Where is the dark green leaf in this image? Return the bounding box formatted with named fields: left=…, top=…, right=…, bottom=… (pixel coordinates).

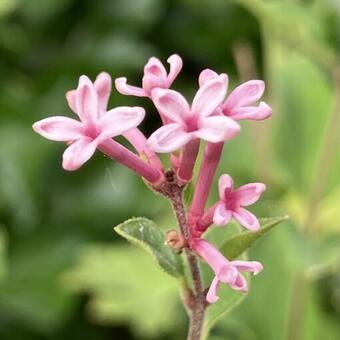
left=220, top=216, right=289, bottom=260
left=114, top=217, right=184, bottom=277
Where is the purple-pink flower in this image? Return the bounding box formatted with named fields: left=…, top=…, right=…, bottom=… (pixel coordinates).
left=191, top=238, right=263, bottom=303
left=213, top=174, right=266, bottom=231
left=147, top=74, right=240, bottom=153
left=33, top=74, right=145, bottom=171
left=115, top=54, right=183, bottom=97
left=199, top=69, right=272, bottom=121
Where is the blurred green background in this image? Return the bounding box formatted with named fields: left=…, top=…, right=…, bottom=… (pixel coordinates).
left=0, top=0, right=339, bottom=339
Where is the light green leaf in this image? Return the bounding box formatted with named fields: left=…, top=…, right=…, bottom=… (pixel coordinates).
left=220, top=216, right=289, bottom=260
left=63, top=244, right=182, bottom=338
left=114, top=217, right=183, bottom=277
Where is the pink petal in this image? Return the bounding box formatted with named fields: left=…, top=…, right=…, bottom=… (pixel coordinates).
left=206, top=276, right=221, bottom=303
left=76, top=75, right=100, bottom=123
left=229, top=272, right=248, bottom=292
left=62, top=138, right=97, bottom=171
left=98, top=106, right=145, bottom=141
left=218, top=174, right=234, bottom=198
left=166, top=54, right=183, bottom=86
left=195, top=116, right=240, bottom=143
left=115, top=77, right=147, bottom=97
left=213, top=203, right=232, bottom=226
left=142, top=74, right=166, bottom=94
left=227, top=102, right=272, bottom=121
left=151, top=88, right=190, bottom=123
left=231, top=261, right=263, bottom=275
left=143, top=56, right=167, bottom=80
left=32, top=116, right=84, bottom=141
left=94, top=72, right=112, bottom=111
left=234, top=183, right=266, bottom=206
left=191, top=239, right=231, bottom=278
left=223, top=80, right=265, bottom=111
left=192, top=74, right=228, bottom=117
left=233, top=208, right=260, bottom=231
left=66, top=90, right=77, bottom=113
left=198, top=69, right=219, bottom=87
left=147, top=123, right=192, bottom=153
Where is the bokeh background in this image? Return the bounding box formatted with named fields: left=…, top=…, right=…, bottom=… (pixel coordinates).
left=0, top=0, right=339, bottom=339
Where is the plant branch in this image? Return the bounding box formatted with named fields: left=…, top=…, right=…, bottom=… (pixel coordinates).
left=157, top=170, right=206, bottom=340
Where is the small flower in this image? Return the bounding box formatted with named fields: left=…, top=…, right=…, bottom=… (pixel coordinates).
left=191, top=238, right=263, bottom=303
left=115, top=54, right=183, bottom=97
left=199, top=69, right=272, bottom=121
left=213, top=174, right=266, bottom=230
left=147, top=75, right=240, bottom=153
left=33, top=74, right=145, bottom=171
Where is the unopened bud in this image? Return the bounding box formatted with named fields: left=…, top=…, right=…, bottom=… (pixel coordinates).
left=165, top=230, right=186, bottom=250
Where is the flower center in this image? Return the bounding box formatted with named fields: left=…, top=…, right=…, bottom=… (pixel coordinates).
left=185, top=114, right=199, bottom=132
left=224, top=188, right=238, bottom=210
left=83, top=123, right=100, bottom=140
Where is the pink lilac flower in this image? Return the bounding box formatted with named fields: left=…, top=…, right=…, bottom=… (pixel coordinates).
left=33, top=74, right=145, bottom=171
left=199, top=69, right=272, bottom=121
left=191, top=238, right=263, bottom=303
left=147, top=74, right=240, bottom=153
left=213, top=174, right=266, bottom=231
left=115, top=54, right=183, bottom=97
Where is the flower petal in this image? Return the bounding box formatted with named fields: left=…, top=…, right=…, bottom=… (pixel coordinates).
left=166, top=54, right=183, bottom=86
left=147, top=123, right=192, bottom=153
left=229, top=272, right=248, bottom=292
left=227, top=102, right=272, bottom=121
left=98, top=106, right=145, bottom=141
left=142, top=74, right=166, bottom=94
left=218, top=174, right=234, bottom=198
left=32, top=116, right=83, bottom=141
left=144, top=57, right=167, bottom=80
left=233, top=183, right=266, bottom=206
left=231, top=261, right=263, bottom=275
left=62, top=138, right=97, bottom=171
left=223, top=80, right=265, bottom=111
left=206, top=276, right=221, bottom=303
left=213, top=203, right=232, bottom=226
left=66, top=90, right=77, bottom=113
left=195, top=116, right=240, bottom=143
left=233, top=208, right=260, bottom=231
left=192, top=74, right=228, bottom=117
left=94, top=72, right=112, bottom=111
left=76, top=75, right=100, bottom=123
left=115, top=77, right=147, bottom=97
left=151, top=88, right=190, bottom=123
left=198, top=68, right=219, bottom=87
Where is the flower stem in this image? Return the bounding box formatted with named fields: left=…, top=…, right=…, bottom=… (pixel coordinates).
left=157, top=171, right=206, bottom=340
left=177, top=139, right=200, bottom=183
left=98, top=139, right=164, bottom=185
left=189, top=142, right=224, bottom=227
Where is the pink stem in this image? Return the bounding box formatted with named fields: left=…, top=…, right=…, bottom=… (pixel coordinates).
left=177, top=139, right=200, bottom=183
left=189, top=142, right=224, bottom=226
left=196, top=202, right=219, bottom=234
left=123, top=128, right=164, bottom=170
left=98, top=139, right=164, bottom=185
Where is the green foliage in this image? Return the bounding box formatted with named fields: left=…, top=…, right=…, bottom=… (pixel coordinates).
left=63, top=244, right=183, bottom=338
left=220, top=216, right=289, bottom=260
left=114, top=217, right=184, bottom=277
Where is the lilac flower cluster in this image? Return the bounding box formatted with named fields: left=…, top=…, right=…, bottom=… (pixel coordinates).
left=33, top=54, right=271, bottom=303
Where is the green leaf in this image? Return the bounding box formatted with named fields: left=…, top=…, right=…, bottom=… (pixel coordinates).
left=114, top=217, right=183, bottom=277
left=220, top=216, right=289, bottom=260
left=63, top=244, right=183, bottom=338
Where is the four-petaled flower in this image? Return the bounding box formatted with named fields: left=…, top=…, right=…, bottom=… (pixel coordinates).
left=147, top=74, right=240, bottom=153
left=213, top=174, right=266, bottom=231
left=115, top=54, right=183, bottom=97
left=33, top=73, right=145, bottom=171
left=199, top=69, right=272, bottom=121
left=191, top=238, right=263, bottom=303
